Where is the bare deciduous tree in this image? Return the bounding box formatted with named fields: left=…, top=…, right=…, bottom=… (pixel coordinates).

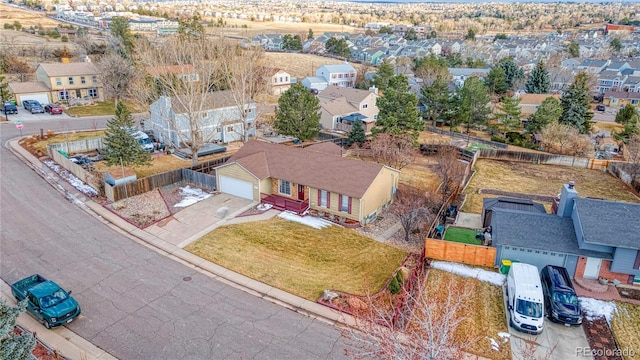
left=344, top=270, right=479, bottom=359
left=625, top=134, right=640, bottom=164
left=217, top=43, right=269, bottom=143
left=369, top=133, right=415, bottom=170
left=99, top=53, right=137, bottom=106
left=390, top=186, right=435, bottom=242
left=433, top=146, right=466, bottom=206
left=136, top=36, right=227, bottom=165
left=541, top=122, right=591, bottom=156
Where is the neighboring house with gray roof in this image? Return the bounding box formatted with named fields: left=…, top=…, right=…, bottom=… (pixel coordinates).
left=448, top=67, right=491, bottom=88
left=492, top=182, right=640, bottom=285
left=214, top=140, right=400, bottom=224
left=148, top=90, right=256, bottom=147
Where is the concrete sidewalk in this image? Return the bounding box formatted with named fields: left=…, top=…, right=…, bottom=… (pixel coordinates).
left=7, top=139, right=356, bottom=358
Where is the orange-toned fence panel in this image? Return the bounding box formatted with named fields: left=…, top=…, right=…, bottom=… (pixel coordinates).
left=425, top=238, right=496, bottom=267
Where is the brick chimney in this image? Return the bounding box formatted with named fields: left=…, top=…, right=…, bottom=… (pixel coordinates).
left=556, top=181, right=578, bottom=217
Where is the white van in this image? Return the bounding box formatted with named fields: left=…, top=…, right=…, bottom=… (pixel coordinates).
left=506, top=262, right=544, bottom=334
left=132, top=131, right=155, bottom=152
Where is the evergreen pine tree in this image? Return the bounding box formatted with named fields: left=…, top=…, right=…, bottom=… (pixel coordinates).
left=420, top=75, right=451, bottom=124
left=614, top=104, right=640, bottom=142
left=525, top=61, right=550, bottom=94
left=103, top=102, right=152, bottom=167
left=559, top=72, right=593, bottom=134
left=373, top=75, right=423, bottom=138
left=0, top=299, right=36, bottom=360
left=274, top=83, right=321, bottom=141
left=493, top=96, right=522, bottom=137
left=497, top=57, right=524, bottom=90
left=526, top=96, right=562, bottom=134
left=484, top=67, right=508, bottom=95
left=347, top=119, right=366, bottom=147
left=0, top=73, right=11, bottom=103
left=372, top=60, right=395, bottom=91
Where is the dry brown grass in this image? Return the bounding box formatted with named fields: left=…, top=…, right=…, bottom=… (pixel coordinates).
left=25, top=130, right=105, bottom=155
left=0, top=4, right=63, bottom=27
left=424, top=269, right=510, bottom=360
left=93, top=151, right=232, bottom=178
left=186, top=217, right=407, bottom=300
left=206, top=18, right=361, bottom=37
left=463, top=159, right=640, bottom=213
left=592, top=121, right=624, bottom=134
left=611, top=302, right=640, bottom=360
left=263, top=52, right=363, bottom=79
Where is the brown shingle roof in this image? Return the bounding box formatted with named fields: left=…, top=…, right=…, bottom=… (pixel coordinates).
left=225, top=140, right=391, bottom=198
left=8, top=81, right=50, bottom=94
left=604, top=91, right=640, bottom=100
left=304, top=142, right=343, bottom=156
left=318, top=85, right=375, bottom=104
left=38, top=62, right=99, bottom=77
left=320, top=97, right=357, bottom=116
left=518, top=94, right=560, bottom=105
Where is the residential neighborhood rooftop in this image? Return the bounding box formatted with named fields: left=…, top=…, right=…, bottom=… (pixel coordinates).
left=574, top=198, right=640, bottom=249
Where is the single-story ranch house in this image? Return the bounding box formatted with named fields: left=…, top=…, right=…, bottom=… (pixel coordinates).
left=214, top=140, right=400, bottom=225
left=491, top=182, right=640, bottom=285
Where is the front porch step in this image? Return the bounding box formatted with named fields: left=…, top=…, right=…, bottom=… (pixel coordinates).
left=574, top=277, right=609, bottom=293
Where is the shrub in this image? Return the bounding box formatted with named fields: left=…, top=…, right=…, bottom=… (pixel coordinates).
left=388, top=276, right=401, bottom=294
left=61, top=35, right=69, bottom=42
left=491, top=134, right=507, bottom=143
left=395, top=270, right=404, bottom=284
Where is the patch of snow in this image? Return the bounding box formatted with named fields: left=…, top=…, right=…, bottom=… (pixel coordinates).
left=488, top=337, right=500, bottom=351
left=257, top=203, right=273, bottom=211
left=497, top=332, right=511, bottom=343
left=431, top=261, right=506, bottom=286
left=174, top=186, right=212, bottom=207
left=278, top=211, right=334, bottom=229
left=43, top=160, right=98, bottom=197
left=579, top=297, right=617, bottom=324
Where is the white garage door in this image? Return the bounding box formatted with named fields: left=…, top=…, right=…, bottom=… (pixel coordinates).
left=20, top=94, right=49, bottom=106
left=219, top=175, right=253, bottom=200
left=501, top=246, right=567, bottom=272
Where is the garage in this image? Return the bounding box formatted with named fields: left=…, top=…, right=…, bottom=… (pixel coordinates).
left=19, top=93, right=50, bottom=106
left=500, top=245, right=567, bottom=272
left=8, top=82, right=51, bottom=106
left=218, top=175, right=254, bottom=200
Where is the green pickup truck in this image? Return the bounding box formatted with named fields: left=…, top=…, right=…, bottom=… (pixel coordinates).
left=11, top=274, right=81, bottom=329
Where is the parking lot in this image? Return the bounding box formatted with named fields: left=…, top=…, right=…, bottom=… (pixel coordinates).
left=503, top=286, right=591, bottom=359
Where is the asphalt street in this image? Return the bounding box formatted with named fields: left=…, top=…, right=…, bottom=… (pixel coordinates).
left=0, top=118, right=348, bottom=359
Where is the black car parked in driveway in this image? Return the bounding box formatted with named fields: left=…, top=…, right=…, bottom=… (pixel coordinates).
left=540, top=265, right=582, bottom=325
left=3, top=102, right=18, bottom=114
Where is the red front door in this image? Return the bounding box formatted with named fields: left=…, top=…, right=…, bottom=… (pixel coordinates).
left=298, top=185, right=305, bottom=200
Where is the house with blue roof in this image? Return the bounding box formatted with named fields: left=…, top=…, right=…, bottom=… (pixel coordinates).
left=491, top=182, right=640, bottom=286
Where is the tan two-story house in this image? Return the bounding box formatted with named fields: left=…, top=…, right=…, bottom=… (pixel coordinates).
left=214, top=140, right=400, bottom=225
left=35, top=61, right=104, bottom=103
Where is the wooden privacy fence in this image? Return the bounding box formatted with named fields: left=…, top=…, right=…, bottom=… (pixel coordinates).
left=425, top=238, right=496, bottom=267
left=425, top=126, right=509, bottom=149
left=477, top=148, right=592, bottom=168
left=49, top=148, right=103, bottom=194
left=47, top=138, right=104, bottom=156
left=609, top=162, right=640, bottom=194
left=105, top=167, right=218, bottom=202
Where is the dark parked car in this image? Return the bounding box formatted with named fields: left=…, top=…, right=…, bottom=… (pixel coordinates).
left=3, top=102, right=18, bottom=114
left=540, top=265, right=582, bottom=325
left=45, top=103, right=64, bottom=114
left=23, top=100, right=45, bottom=114
left=596, top=104, right=606, bottom=112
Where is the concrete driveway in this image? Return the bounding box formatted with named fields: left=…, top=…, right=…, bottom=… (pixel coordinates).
left=503, top=287, right=590, bottom=359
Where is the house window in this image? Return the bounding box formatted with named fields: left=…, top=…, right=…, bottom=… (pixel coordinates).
left=278, top=180, right=291, bottom=195
left=632, top=99, right=639, bottom=105
left=58, top=90, right=69, bottom=101
left=88, top=88, right=98, bottom=98
left=318, top=190, right=329, bottom=208
left=92, top=75, right=98, bottom=83
left=362, top=104, right=368, bottom=109
left=81, top=76, right=86, bottom=84
left=227, top=126, right=234, bottom=132
left=285, top=77, right=289, bottom=82
left=339, top=194, right=351, bottom=213
left=55, top=78, right=62, bottom=86
left=331, top=74, right=336, bottom=79
left=612, top=99, right=618, bottom=104
left=68, top=77, right=74, bottom=85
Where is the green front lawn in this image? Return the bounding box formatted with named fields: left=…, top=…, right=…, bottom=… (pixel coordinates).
left=443, top=226, right=482, bottom=245
left=185, top=218, right=408, bottom=300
